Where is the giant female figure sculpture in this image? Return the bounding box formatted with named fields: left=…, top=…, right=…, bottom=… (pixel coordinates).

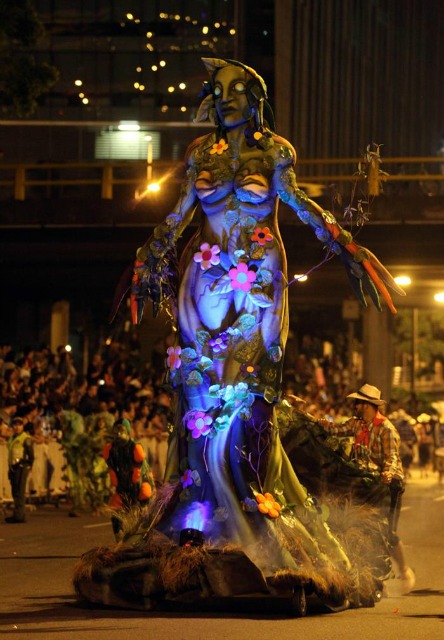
left=76, top=59, right=403, bottom=612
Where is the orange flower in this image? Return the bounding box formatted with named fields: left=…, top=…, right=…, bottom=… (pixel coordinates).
left=138, top=482, right=153, bottom=501
left=251, top=226, right=273, bottom=246
left=132, top=467, right=141, bottom=483
left=210, top=138, right=229, bottom=155
left=133, top=443, right=146, bottom=463
left=255, top=492, right=281, bottom=518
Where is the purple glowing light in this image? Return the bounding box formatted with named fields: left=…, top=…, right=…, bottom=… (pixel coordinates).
left=183, top=501, right=210, bottom=532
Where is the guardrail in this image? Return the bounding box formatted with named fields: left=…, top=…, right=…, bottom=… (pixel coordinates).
left=0, top=157, right=443, bottom=201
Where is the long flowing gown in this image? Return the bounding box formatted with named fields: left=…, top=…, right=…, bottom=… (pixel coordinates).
left=147, top=130, right=352, bottom=578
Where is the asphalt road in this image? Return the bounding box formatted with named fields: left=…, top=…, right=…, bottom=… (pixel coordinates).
left=1, top=470, right=443, bottom=640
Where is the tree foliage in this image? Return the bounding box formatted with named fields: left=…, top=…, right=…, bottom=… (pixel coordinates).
left=0, top=0, right=58, bottom=117
left=394, top=308, right=444, bottom=372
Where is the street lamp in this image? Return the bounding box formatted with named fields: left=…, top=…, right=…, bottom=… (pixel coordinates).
left=135, top=134, right=160, bottom=199
left=145, top=135, right=153, bottom=183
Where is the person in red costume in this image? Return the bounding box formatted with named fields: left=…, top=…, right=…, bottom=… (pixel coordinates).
left=318, top=383, right=415, bottom=594
left=103, top=418, right=155, bottom=540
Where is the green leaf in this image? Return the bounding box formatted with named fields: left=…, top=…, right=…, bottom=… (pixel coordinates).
left=257, top=268, right=273, bottom=286
left=267, top=345, right=283, bottom=362
left=195, top=330, right=211, bottom=347
left=247, top=288, right=274, bottom=308
left=239, top=407, right=252, bottom=420
left=181, top=347, right=197, bottom=363
left=209, top=384, right=221, bottom=397
left=186, top=370, right=203, bottom=386
left=210, top=273, right=234, bottom=295
left=197, top=356, right=213, bottom=371
left=264, top=386, right=277, bottom=403
left=239, top=215, right=257, bottom=231
left=238, top=313, right=256, bottom=332
left=250, top=243, right=266, bottom=260
left=179, top=488, right=191, bottom=502
left=202, top=265, right=226, bottom=280
left=190, top=470, right=201, bottom=486
left=225, top=209, right=239, bottom=226
left=233, top=249, right=246, bottom=264
left=226, top=327, right=242, bottom=342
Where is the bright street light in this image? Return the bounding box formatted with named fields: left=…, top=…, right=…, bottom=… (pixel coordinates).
left=117, top=121, right=140, bottom=131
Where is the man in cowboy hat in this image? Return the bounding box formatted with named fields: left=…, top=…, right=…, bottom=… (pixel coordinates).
left=319, top=383, right=415, bottom=594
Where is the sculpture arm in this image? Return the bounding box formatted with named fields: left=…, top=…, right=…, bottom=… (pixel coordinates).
left=273, top=154, right=405, bottom=313
left=130, top=154, right=199, bottom=323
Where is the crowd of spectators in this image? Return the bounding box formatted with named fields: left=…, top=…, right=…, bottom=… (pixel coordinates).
left=0, top=341, right=173, bottom=488
left=1, top=336, right=444, bottom=500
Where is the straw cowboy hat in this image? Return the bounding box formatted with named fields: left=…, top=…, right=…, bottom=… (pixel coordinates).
left=347, top=383, right=386, bottom=407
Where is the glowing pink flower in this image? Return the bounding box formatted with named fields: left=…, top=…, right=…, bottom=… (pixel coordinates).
left=251, top=226, right=273, bottom=246
left=193, top=243, right=221, bottom=270
left=208, top=331, right=229, bottom=354
left=181, top=469, right=193, bottom=488
left=186, top=411, right=213, bottom=439
left=166, top=346, right=182, bottom=371
left=229, top=263, right=256, bottom=292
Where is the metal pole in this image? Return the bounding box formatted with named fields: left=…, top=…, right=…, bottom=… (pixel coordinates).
left=411, top=307, right=418, bottom=395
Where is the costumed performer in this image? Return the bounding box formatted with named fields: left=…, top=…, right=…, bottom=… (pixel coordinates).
left=103, top=418, right=155, bottom=540
left=80, top=58, right=405, bottom=611
left=318, top=384, right=415, bottom=594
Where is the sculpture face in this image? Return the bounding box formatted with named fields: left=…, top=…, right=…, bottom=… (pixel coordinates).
left=213, top=65, right=251, bottom=128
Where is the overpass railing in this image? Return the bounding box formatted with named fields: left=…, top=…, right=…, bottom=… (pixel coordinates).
left=1, top=156, right=443, bottom=202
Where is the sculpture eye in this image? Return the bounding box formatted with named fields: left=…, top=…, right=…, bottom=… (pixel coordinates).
left=213, top=85, right=222, bottom=97
left=234, top=81, right=246, bottom=94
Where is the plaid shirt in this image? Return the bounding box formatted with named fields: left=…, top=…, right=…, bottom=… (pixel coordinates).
left=323, top=411, right=404, bottom=480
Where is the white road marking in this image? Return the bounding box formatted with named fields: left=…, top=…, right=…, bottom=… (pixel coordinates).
left=83, top=522, right=110, bottom=529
